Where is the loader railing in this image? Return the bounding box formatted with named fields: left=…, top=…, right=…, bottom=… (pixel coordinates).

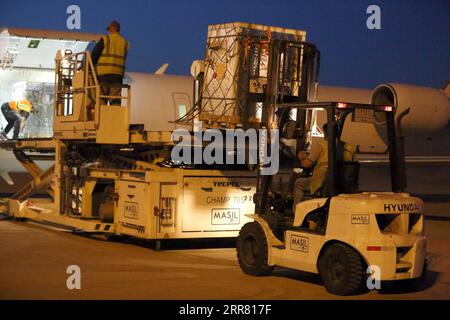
left=53, top=50, right=130, bottom=144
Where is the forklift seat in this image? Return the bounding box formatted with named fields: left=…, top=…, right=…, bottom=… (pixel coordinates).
left=337, top=161, right=360, bottom=193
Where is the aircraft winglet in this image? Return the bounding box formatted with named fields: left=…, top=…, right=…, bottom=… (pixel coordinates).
left=155, top=63, right=169, bottom=75
left=443, top=77, right=450, bottom=98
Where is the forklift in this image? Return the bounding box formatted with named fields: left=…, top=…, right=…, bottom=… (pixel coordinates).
left=236, top=41, right=427, bottom=296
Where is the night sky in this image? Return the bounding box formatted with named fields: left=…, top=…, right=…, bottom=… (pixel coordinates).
left=1, top=0, right=449, bottom=89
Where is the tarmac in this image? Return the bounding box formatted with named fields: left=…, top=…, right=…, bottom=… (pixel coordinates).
left=0, top=215, right=449, bottom=299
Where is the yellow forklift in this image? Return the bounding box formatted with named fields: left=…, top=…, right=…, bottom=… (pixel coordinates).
left=236, top=40, right=427, bottom=295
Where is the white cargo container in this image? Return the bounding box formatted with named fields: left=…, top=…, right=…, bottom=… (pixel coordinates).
left=199, top=22, right=306, bottom=127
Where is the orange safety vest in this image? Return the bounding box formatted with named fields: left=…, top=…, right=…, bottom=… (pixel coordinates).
left=9, top=100, right=33, bottom=113
left=96, top=33, right=129, bottom=76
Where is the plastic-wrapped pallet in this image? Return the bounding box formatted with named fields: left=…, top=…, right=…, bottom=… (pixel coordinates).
left=199, top=22, right=306, bottom=128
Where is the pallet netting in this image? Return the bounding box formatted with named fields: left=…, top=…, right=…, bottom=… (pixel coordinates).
left=178, top=22, right=306, bottom=129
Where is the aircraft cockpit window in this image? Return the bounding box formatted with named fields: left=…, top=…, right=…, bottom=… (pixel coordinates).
left=178, top=104, right=187, bottom=118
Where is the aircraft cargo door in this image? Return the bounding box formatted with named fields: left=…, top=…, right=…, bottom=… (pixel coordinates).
left=182, top=176, right=255, bottom=232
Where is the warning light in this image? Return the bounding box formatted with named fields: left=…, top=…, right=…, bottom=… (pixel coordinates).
left=337, top=102, right=348, bottom=109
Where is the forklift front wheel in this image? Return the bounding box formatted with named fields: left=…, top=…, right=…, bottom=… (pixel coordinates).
left=318, top=243, right=365, bottom=295
left=236, top=222, right=273, bottom=276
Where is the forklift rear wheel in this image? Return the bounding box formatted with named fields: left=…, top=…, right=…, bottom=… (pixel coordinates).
left=318, top=243, right=365, bottom=295
left=237, top=222, right=273, bottom=276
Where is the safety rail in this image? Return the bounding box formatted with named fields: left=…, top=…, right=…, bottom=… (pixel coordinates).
left=53, top=50, right=130, bottom=143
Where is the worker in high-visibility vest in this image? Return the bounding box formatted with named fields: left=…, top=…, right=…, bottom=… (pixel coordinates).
left=91, top=21, right=130, bottom=105
left=293, top=123, right=357, bottom=208
left=0, top=100, right=33, bottom=140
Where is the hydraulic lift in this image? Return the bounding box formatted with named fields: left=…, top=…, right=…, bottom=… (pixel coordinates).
left=1, top=23, right=315, bottom=241
left=0, top=49, right=257, bottom=239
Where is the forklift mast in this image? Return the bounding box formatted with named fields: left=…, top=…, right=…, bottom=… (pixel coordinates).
left=255, top=41, right=320, bottom=215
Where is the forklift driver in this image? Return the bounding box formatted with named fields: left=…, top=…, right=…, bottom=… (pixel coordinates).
left=293, top=123, right=356, bottom=208
left=0, top=100, right=33, bottom=140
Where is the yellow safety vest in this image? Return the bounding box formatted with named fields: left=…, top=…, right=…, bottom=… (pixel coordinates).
left=338, top=140, right=357, bottom=162
left=310, top=140, right=356, bottom=195
left=96, top=33, right=129, bottom=76
left=9, top=100, right=32, bottom=113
